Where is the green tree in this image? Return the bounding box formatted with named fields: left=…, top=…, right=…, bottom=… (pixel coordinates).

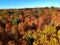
left=45, top=7, right=49, bottom=9
left=51, top=6, right=55, bottom=11
left=12, top=17, right=19, bottom=27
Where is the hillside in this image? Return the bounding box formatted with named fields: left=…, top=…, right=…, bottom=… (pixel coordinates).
left=0, top=7, right=60, bottom=45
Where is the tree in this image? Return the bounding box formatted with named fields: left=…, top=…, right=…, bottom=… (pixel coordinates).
left=12, top=17, right=19, bottom=27
left=51, top=6, right=55, bottom=11
left=45, top=7, right=49, bottom=9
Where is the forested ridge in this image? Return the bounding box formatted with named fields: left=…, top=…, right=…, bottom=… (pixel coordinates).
left=0, top=7, right=60, bottom=45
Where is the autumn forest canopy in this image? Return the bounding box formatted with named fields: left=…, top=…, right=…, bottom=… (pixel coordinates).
left=0, top=7, right=60, bottom=45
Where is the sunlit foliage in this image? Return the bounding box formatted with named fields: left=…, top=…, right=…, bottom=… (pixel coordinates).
left=23, top=25, right=60, bottom=45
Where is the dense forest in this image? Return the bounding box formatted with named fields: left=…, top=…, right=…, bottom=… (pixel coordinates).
left=0, top=7, right=60, bottom=45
